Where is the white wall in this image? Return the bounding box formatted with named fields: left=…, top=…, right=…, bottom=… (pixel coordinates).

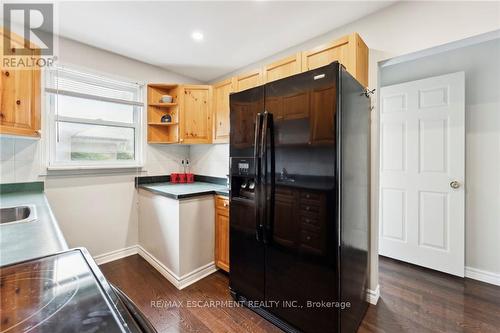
left=206, top=1, right=500, bottom=292
left=380, top=38, right=500, bottom=275
left=0, top=36, right=198, bottom=257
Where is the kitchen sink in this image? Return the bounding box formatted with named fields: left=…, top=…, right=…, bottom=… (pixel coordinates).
left=0, top=205, right=37, bottom=225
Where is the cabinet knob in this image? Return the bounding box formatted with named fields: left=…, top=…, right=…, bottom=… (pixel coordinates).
left=306, top=236, right=311, bottom=241
left=16, top=100, right=21, bottom=105
left=305, top=206, right=310, bottom=211
left=4, top=71, right=9, bottom=77
left=0, top=113, right=4, bottom=118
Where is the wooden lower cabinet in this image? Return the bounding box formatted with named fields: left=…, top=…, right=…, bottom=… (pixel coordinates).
left=214, top=195, right=230, bottom=272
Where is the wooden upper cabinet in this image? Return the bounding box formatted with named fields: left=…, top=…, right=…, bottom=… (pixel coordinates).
left=0, top=29, right=41, bottom=138
left=212, top=78, right=235, bottom=143
left=179, top=85, right=212, bottom=144
left=263, top=53, right=302, bottom=83
left=235, top=69, right=262, bottom=92
left=302, top=33, right=368, bottom=87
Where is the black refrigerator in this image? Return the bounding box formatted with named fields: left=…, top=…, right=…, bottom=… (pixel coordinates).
left=229, top=62, right=370, bottom=333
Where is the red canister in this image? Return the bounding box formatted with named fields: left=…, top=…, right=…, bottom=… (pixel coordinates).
left=170, top=173, right=179, bottom=183
left=186, top=173, right=194, bottom=183
left=178, top=173, right=187, bottom=183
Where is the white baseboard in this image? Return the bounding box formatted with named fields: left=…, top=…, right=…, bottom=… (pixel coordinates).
left=366, top=285, right=380, bottom=305
left=136, top=245, right=217, bottom=290
left=93, top=245, right=138, bottom=265
left=465, top=266, right=500, bottom=286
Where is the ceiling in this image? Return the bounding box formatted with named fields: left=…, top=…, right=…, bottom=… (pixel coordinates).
left=53, top=1, right=394, bottom=82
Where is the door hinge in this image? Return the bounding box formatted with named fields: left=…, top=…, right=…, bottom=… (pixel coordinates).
left=362, top=88, right=376, bottom=98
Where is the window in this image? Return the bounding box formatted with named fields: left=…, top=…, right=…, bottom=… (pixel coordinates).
left=45, top=66, right=143, bottom=169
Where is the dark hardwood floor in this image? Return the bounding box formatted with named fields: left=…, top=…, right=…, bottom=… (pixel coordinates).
left=100, top=255, right=500, bottom=333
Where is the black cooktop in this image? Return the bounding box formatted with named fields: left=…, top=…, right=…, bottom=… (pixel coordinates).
left=0, top=249, right=139, bottom=333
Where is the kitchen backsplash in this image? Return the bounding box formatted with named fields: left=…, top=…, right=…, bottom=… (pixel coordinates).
left=189, top=144, right=229, bottom=178
left=0, top=137, right=42, bottom=184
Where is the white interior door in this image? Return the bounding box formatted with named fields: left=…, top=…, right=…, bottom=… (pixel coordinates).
left=379, top=72, right=465, bottom=277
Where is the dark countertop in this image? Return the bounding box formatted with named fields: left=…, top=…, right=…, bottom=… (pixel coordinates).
left=0, top=184, right=68, bottom=266
left=138, top=182, right=229, bottom=199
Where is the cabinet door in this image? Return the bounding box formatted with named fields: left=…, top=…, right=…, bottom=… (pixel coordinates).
left=302, top=33, right=368, bottom=87
left=213, top=78, right=235, bottom=143
left=215, top=208, right=230, bottom=272
left=180, top=85, right=212, bottom=144
left=301, top=35, right=350, bottom=73
left=0, top=32, right=40, bottom=137
left=264, top=53, right=301, bottom=83
left=235, top=69, right=262, bottom=92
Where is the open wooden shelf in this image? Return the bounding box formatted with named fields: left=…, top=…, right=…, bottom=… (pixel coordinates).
left=147, top=84, right=180, bottom=144
left=148, top=122, right=178, bottom=126
left=148, top=83, right=178, bottom=89
left=148, top=102, right=177, bottom=107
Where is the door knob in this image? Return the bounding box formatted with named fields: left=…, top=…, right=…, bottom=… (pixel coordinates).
left=450, top=181, right=461, bottom=189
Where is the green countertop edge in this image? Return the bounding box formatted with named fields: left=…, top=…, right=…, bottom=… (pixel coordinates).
left=0, top=181, right=44, bottom=194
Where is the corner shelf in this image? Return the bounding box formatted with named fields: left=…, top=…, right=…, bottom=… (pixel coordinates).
left=148, top=122, right=178, bottom=126
left=147, top=84, right=180, bottom=144
left=148, top=102, right=177, bottom=108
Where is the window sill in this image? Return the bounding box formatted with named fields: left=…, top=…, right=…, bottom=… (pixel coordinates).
left=47, top=164, right=144, bottom=171
left=41, top=164, right=146, bottom=177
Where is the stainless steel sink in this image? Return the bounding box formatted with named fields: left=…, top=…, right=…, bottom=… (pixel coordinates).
left=0, top=205, right=37, bottom=225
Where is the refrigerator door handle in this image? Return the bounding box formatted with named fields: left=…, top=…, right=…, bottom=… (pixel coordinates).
left=267, top=113, right=275, bottom=244
left=254, top=113, right=263, bottom=160
left=260, top=111, right=275, bottom=244
left=254, top=113, right=263, bottom=242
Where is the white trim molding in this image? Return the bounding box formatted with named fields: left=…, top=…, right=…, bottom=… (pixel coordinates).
left=93, top=245, right=218, bottom=290
left=465, top=267, right=500, bottom=287
left=136, top=245, right=218, bottom=290
left=93, top=245, right=138, bottom=265
left=366, top=285, right=380, bottom=305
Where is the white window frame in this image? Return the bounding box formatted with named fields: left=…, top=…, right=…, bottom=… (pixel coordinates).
left=44, top=65, right=144, bottom=170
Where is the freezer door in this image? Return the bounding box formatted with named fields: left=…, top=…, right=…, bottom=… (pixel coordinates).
left=229, top=86, right=266, bottom=301
left=338, top=67, right=370, bottom=333
left=263, top=64, right=339, bottom=332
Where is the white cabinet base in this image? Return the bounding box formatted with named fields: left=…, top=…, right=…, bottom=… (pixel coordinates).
left=138, top=190, right=217, bottom=289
